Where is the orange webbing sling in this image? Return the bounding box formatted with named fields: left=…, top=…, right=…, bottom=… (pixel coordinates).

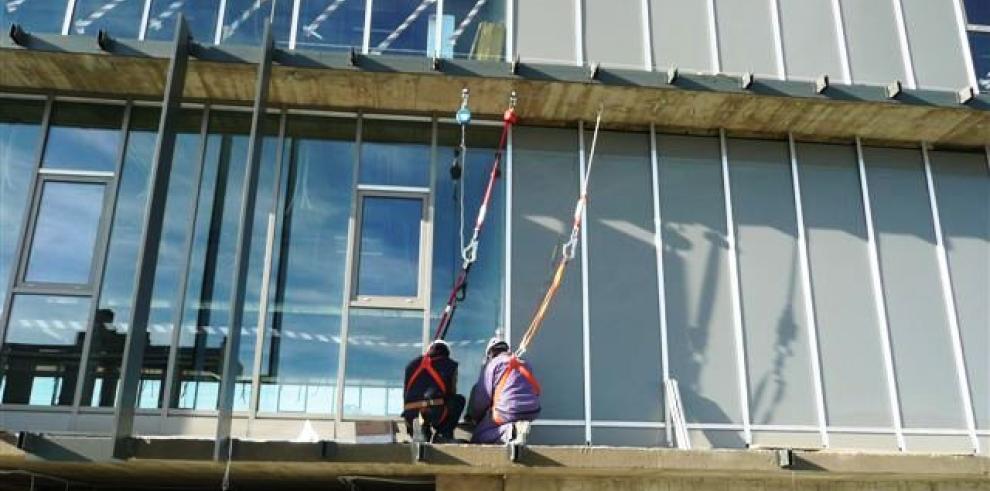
left=491, top=356, right=542, bottom=425
left=405, top=355, right=448, bottom=396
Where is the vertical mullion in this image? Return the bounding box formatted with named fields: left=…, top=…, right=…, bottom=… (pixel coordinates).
left=503, top=126, right=513, bottom=343
left=770, top=0, right=786, bottom=80
left=505, top=0, right=514, bottom=62
left=62, top=0, right=78, bottom=35
left=854, top=137, right=906, bottom=451
left=422, top=118, right=438, bottom=348
left=577, top=121, right=592, bottom=445
left=641, top=0, right=653, bottom=71
left=921, top=143, right=980, bottom=454
left=335, top=114, right=363, bottom=421
left=71, top=103, right=135, bottom=413
left=0, top=97, right=52, bottom=354
left=649, top=124, right=671, bottom=447
left=707, top=0, right=720, bottom=73
left=434, top=0, right=444, bottom=58
left=289, top=0, right=301, bottom=49
left=831, top=0, right=852, bottom=84
left=787, top=134, right=829, bottom=449
left=574, top=0, right=584, bottom=66
left=718, top=129, right=751, bottom=446
left=139, top=0, right=153, bottom=40
left=362, top=0, right=373, bottom=54
left=248, top=111, right=288, bottom=425
left=953, top=0, right=979, bottom=92
left=162, top=105, right=212, bottom=416
left=215, top=0, right=229, bottom=45
left=891, top=0, right=917, bottom=89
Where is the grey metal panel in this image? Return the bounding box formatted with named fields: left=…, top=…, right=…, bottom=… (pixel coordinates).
left=511, top=126, right=584, bottom=421
left=584, top=0, right=645, bottom=69
left=863, top=146, right=966, bottom=430
left=778, top=0, right=843, bottom=81
left=515, top=0, right=576, bottom=64
left=726, top=138, right=817, bottom=426
left=526, top=425, right=586, bottom=445
left=586, top=131, right=662, bottom=423
left=649, top=0, right=713, bottom=72
left=901, top=0, right=970, bottom=90
left=714, top=0, right=777, bottom=77
left=929, top=150, right=989, bottom=429
left=796, top=142, right=892, bottom=428
left=839, top=0, right=907, bottom=85
left=656, top=134, right=744, bottom=428
left=591, top=427, right=667, bottom=447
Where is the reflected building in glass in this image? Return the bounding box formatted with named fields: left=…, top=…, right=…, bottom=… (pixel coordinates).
left=0, top=0, right=988, bottom=472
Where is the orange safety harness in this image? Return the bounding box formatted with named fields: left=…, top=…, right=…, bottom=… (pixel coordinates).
left=403, top=354, right=451, bottom=423
left=491, top=355, right=542, bottom=425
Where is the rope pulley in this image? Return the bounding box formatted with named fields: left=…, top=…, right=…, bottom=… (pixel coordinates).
left=450, top=88, right=471, bottom=180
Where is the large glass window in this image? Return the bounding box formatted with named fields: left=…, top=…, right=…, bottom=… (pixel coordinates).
left=43, top=103, right=124, bottom=173
left=296, top=0, right=366, bottom=51
left=256, top=116, right=355, bottom=415
left=219, top=0, right=294, bottom=45
left=965, top=1, right=990, bottom=92
left=431, top=123, right=504, bottom=397
left=1, top=295, right=91, bottom=405
left=342, top=308, right=422, bottom=417
left=354, top=195, right=424, bottom=299
left=442, top=0, right=506, bottom=60
left=24, top=181, right=107, bottom=286
left=70, top=0, right=145, bottom=37
left=368, top=0, right=436, bottom=56
left=0, top=0, right=70, bottom=34
left=0, top=99, right=45, bottom=318
left=145, top=0, right=221, bottom=42
left=359, top=119, right=431, bottom=187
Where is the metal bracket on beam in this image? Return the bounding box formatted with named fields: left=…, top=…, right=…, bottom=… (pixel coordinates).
left=589, top=62, right=600, bottom=80
left=97, top=29, right=113, bottom=51
left=510, top=54, right=520, bottom=75
left=740, top=72, right=754, bottom=90
left=348, top=47, right=357, bottom=67
left=666, top=66, right=678, bottom=85
left=957, top=86, right=976, bottom=104
left=111, top=14, right=190, bottom=460
left=507, top=442, right=523, bottom=462
left=214, top=17, right=274, bottom=462
left=412, top=442, right=427, bottom=462
left=8, top=23, right=27, bottom=46
left=886, top=80, right=902, bottom=99
left=431, top=56, right=441, bottom=71
left=815, top=74, right=829, bottom=94
left=776, top=448, right=793, bottom=468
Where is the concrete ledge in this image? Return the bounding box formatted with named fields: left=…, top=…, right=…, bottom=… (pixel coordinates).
left=1, top=35, right=988, bottom=147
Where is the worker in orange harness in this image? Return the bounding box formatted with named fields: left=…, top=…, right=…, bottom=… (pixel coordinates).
left=402, top=340, right=465, bottom=443
left=466, top=338, right=541, bottom=443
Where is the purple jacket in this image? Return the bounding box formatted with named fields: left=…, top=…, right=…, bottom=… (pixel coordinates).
left=468, top=353, right=541, bottom=424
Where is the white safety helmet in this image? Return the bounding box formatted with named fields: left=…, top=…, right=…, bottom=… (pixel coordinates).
left=485, top=337, right=510, bottom=357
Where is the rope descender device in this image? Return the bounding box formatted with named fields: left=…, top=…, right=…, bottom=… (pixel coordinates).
left=433, top=91, right=518, bottom=342
left=450, top=88, right=471, bottom=180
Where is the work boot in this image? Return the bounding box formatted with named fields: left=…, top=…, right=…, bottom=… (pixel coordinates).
left=510, top=421, right=532, bottom=445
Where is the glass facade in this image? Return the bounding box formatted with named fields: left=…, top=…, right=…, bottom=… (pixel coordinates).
left=966, top=0, right=990, bottom=92
left=0, top=98, right=986, bottom=454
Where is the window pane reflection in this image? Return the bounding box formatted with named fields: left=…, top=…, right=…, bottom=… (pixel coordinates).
left=1, top=0, right=70, bottom=34
left=220, top=0, right=293, bottom=45
left=1, top=295, right=91, bottom=405
left=257, top=116, right=355, bottom=415
left=343, top=308, right=422, bottom=417
left=43, top=103, right=123, bottom=172
left=359, top=120, right=430, bottom=187
left=969, top=32, right=990, bottom=93
left=443, top=0, right=506, bottom=60
left=965, top=0, right=990, bottom=25
left=145, top=0, right=221, bottom=42
left=0, top=99, right=45, bottom=318
left=356, top=196, right=422, bottom=298
left=432, top=124, right=504, bottom=393
left=25, top=181, right=106, bottom=285
left=70, top=0, right=145, bottom=37
left=369, top=0, right=435, bottom=55
left=296, top=0, right=365, bottom=51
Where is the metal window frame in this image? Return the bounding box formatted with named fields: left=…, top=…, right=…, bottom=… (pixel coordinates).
left=853, top=137, right=906, bottom=452
left=506, top=0, right=514, bottom=62
left=503, top=125, right=513, bottom=343
left=920, top=143, right=981, bottom=454
left=787, top=134, right=830, bottom=449
left=640, top=0, right=653, bottom=71
left=419, top=117, right=437, bottom=349
left=215, top=0, right=229, bottom=45
left=769, top=0, right=786, bottom=80
left=717, top=129, right=752, bottom=446
left=574, top=0, right=584, bottom=66
left=138, top=0, right=153, bottom=40
left=648, top=124, right=671, bottom=447
left=61, top=0, right=78, bottom=36
left=348, top=189, right=431, bottom=311
left=362, top=0, right=373, bottom=54
left=577, top=121, right=592, bottom=445
left=954, top=0, right=981, bottom=92
left=707, top=0, right=720, bottom=74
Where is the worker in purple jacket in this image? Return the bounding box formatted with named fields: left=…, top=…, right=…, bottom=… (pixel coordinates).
left=466, top=338, right=542, bottom=444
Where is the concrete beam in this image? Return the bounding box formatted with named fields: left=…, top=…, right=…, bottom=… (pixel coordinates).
left=0, top=44, right=988, bottom=148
